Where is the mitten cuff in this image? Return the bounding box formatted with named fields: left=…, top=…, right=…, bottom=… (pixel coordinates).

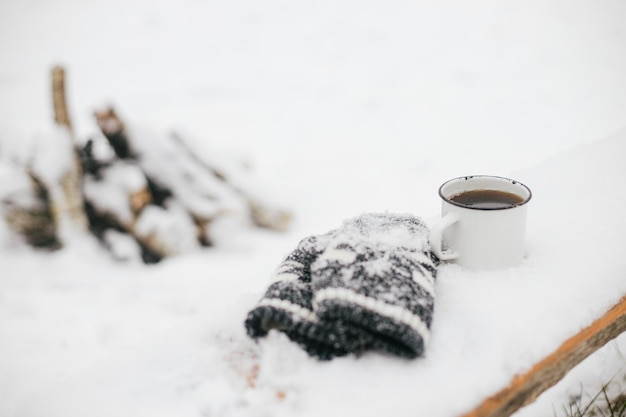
left=245, top=233, right=331, bottom=338
left=313, top=287, right=430, bottom=358
left=245, top=296, right=370, bottom=360
left=244, top=279, right=317, bottom=336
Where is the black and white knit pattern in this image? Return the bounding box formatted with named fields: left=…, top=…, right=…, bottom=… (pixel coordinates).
left=245, top=213, right=438, bottom=360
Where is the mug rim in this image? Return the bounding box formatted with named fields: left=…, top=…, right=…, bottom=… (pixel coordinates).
left=438, top=175, right=532, bottom=211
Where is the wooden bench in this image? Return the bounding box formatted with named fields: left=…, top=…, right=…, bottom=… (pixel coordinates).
left=462, top=296, right=626, bottom=417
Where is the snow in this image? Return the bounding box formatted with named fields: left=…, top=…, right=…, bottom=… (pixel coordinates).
left=133, top=203, right=200, bottom=255
left=29, top=127, right=75, bottom=188
left=82, top=162, right=146, bottom=226
left=0, top=162, right=34, bottom=211
left=1, top=0, right=626, bottom=416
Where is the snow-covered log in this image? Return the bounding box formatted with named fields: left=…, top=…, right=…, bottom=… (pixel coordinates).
left=32, top=127, right=88, bottom=244
left=168, top=131, right=292, bottom=232
left=0, top=160, right=60, bottom=249
left=0, top=124, right=85, bottom=251
left=48, top=66, right=88, bottom=242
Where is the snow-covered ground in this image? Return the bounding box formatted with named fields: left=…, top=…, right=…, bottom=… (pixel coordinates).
left=1, top=0, right=626, bottom=416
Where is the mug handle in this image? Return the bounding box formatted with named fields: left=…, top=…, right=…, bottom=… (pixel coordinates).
left=429, top=212, right=460, bottom=261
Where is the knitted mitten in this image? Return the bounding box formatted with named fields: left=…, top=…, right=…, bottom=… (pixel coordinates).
left=244, top=233, right=371, bottom=359
left=245, top=213, right=437, bottom=360
left=311, top=213, right=437, bottom=358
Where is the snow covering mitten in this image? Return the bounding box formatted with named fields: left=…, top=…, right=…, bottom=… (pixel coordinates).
left=245, top=213, right=437, bottom=360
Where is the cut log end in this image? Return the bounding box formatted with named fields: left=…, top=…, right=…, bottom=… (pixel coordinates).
left=94, top=108, right=136, bottom=159
left=249, top=200, right=292, bottom=232
left=94, top=107, right=125, bottom=137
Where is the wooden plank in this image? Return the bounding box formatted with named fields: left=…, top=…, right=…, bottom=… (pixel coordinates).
left=460, top=295, right=626, bottom=417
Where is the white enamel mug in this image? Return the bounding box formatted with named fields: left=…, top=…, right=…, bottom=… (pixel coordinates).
left=429, top=175, right=532, bottom=270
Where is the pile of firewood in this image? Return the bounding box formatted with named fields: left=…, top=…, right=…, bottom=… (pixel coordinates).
left=0, top=66, right=291, bottom=263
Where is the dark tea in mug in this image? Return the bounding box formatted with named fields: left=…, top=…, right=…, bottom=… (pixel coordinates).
left=449, top=189, right=525, bottom=209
